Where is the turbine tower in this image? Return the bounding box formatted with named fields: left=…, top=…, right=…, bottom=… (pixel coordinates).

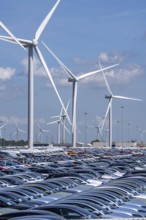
left=42, top=43, right=119, bottom=147
left=99, top=60, right=142, bottom=148
left=0, top=0, right=71, bottom=150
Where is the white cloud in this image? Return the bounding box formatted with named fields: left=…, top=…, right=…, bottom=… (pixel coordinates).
left=99, top=52, right=124, bottom=63
left=73, top=57, right=93, bottom=65
left=46, top=67, right=72, bottom=88
left=21, top=56, right=46, bottom=76
left=104, top=64, right=143, bottom=86
left=7, top=116, right=27, bottom=125
left=0, top=67, right=15, bottom=80
left=46, top=63, right=143, bottom=90
left=21, top=51, right=144, bottom=90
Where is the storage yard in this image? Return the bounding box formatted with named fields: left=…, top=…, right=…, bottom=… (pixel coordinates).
left=0, top=147, right=146, bottom=219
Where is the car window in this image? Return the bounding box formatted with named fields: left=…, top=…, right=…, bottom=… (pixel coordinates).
left=60, top=208, right=83, bottom=219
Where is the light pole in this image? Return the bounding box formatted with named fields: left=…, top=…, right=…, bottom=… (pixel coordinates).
left=84, top=112, right=87, bottom=147
left=3, top=128, right=6, bottom=147
left=0, top=120, right=3, bottom=146
left=136, top=125, right=139, bottom=143
left=117, top=120, right=119, bottom=144
left=95, top=126, right=100, bottom=141
left=121, top=106, right=124, bottom=147
left=127, top=123, right=130, bottom=142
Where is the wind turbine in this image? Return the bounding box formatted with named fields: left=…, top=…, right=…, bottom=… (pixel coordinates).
left=87, top=118, right=103, bottom=142
left=95, top=120, right=104, bottom=142
left=42, top=42, right=119, bottom=147
left=11, top=126, right=26, bottom=142
left=137, top=126, right=146, bottom=143
left=0, top=122, right=8, bottom=139
left=48, top=104, right=70, bottom=145
left=61, top=100, right=71, bottom=144
left=47, top=109, right=63, bottom=145
left=37, top=122, right=50, bottom=144
left=0, top=121, right=8, bottom=146
left=0, top=0, right=71, bottom=149
left=98, top=60, right=142, bottom=148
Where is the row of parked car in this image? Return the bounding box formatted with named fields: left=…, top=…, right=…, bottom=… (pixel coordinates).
left=0, top=147, right=146, bottom=219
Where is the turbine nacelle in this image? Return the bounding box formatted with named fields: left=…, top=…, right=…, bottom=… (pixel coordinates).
left=68, top=77, right=76, bottom=82
left=32, top=39, right=38, bottom=46
left=105, top=95, right=112, bottom=99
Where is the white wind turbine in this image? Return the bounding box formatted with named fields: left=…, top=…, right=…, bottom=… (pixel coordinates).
left=0, top=0, right=71, bottom=149
left=61, top=100, right=71, bottom=144
left=0, top=122, right=8, bottom=142
left=37, top=122, right=50, bottom=144
left=0, top=122, right=8, bottom=137
left=95, top=119, right=104, bottom=141
left=87, top=118, right=103, bottom=142
left=11, top=126, right=26, bottom=142
left=42, top=42, right=119, bottom=147
left=137, top=126, right=146, bottom=143
left=98, top=60, right=142, bottom=148
left=47, top=108, right=63, bottom=145
left=48, top=103, right=70, bottom=145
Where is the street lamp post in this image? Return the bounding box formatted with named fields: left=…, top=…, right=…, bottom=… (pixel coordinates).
left=136, top=125, right=139, bottom=143
left=121, top=106, right=124, bottom=147
left=127, top=123, right=130, bottom=143
left=3, top=128, right=6, bottom=147
left=117, top=120, right=119, bottom=144
left=84, top=112, right=87, bottom=147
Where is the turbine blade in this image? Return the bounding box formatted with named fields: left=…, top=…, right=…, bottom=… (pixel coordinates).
left=11, top=131, right=17, bottom=137
left=0, top=122, right=8, bottom=129
left=0, top=22, right=26, bottom=50
left=42, top=41, right=77, bottom=80
left=113, top=95, right=142, bottom=101
left=47, top=120, right=58, bottom=125
left=66, top=99, right=70, bottom=112
left=64, top=125, right=71, bottom=135
left=35, top=0, right=61, bottom=41
left=34, top=46, right=72, bottom=126
left=99, top=119, right=104, bottom=127
left=60, top=107, right=64, bottom=117
left=77, top=63, right=119, bottom=81
left=42, top=129, right=50, bottom=133
left=0, top=35, right=32, bottom=44
left=0, top=35, right=17, bottom=44
left=99, top=128, right=103, bottom=138
left=98, top=59, right=113, bottom=95
left=101, top=99, right=112, bottom=131
left=18, top=129, right=26, bottom=133
left=51, top=115, right=60, bottom=119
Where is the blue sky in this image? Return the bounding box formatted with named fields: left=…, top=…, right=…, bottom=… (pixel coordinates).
left=0, top=0, right=146, bottom=144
